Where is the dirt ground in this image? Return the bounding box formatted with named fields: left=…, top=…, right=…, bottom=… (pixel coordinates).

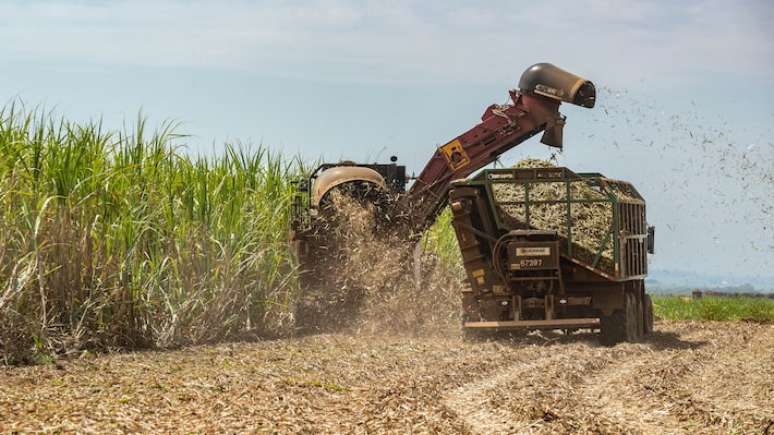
left=1, top=321, right=772, bottom=434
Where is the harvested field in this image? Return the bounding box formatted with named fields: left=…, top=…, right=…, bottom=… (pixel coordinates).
left=1, top=321, right=772, bottom=434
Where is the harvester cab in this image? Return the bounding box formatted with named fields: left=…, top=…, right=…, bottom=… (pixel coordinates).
left=290, top=160, right=406, bottom=270
left=290, top=160, right=406, bottom=228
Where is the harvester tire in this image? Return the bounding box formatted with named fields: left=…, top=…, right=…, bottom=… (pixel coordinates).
left=643, top=294, right=654, bottom=335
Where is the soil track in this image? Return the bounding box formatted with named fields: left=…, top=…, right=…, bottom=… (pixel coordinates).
left=1, top=321, right=772, bottom=434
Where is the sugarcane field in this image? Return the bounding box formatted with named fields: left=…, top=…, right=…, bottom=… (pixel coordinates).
left=1, top=2, right=773, bottom=434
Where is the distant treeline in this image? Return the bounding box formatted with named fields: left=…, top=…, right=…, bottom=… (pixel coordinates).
left=647, top=283, right=774, bottom=296
left=691, top=290, right=774, bottom=300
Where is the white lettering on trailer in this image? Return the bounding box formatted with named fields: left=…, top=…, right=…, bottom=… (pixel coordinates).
left=515, top=247, right=551, bottom=256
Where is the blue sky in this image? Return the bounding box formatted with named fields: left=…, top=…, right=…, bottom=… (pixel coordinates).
left=1, top=0, right=773, bottom=280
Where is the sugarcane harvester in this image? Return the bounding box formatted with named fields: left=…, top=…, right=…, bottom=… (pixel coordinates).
left=291, top=62, right=595, bottom=255
left=291, top=63, right=652, bottom=342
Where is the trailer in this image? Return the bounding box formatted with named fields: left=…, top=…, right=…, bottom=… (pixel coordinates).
left=449, top=165, right=655, bottom=344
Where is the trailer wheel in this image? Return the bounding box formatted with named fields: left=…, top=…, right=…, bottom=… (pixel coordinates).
left=600, top=310, right=626, bottom=345
left=643, top=294, right=654, bottom=335
left=600, top=291, right=640, bottom=345
left=626, top=291, right=642, bottom=341
left=634, top=291, right=645, bottom=338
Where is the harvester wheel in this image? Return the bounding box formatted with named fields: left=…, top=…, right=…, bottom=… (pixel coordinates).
left=643, top=294, right=654, bottom=335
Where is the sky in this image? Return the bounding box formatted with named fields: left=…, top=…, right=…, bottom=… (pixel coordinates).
left=1, top=0, right=773, bottom=281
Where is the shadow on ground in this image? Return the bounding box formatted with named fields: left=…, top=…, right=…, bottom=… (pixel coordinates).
left=466, top=327, right=707, bottom=351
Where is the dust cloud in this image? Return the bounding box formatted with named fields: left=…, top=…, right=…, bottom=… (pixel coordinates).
left=295, top=187, right=463, bottom=336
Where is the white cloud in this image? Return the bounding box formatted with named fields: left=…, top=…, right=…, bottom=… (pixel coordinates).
left=1, top=0, right=772, bottom=86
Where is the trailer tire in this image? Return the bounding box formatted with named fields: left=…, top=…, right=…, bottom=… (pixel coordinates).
left=634, top=291, right=645, bottom=338
left=600, top=310, right=626, bottom=345
left=643, top=294, right=654, bottom=335
left=600, top=291, right=640, bottom=345
left=626, top=291, right=642, bottom=341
